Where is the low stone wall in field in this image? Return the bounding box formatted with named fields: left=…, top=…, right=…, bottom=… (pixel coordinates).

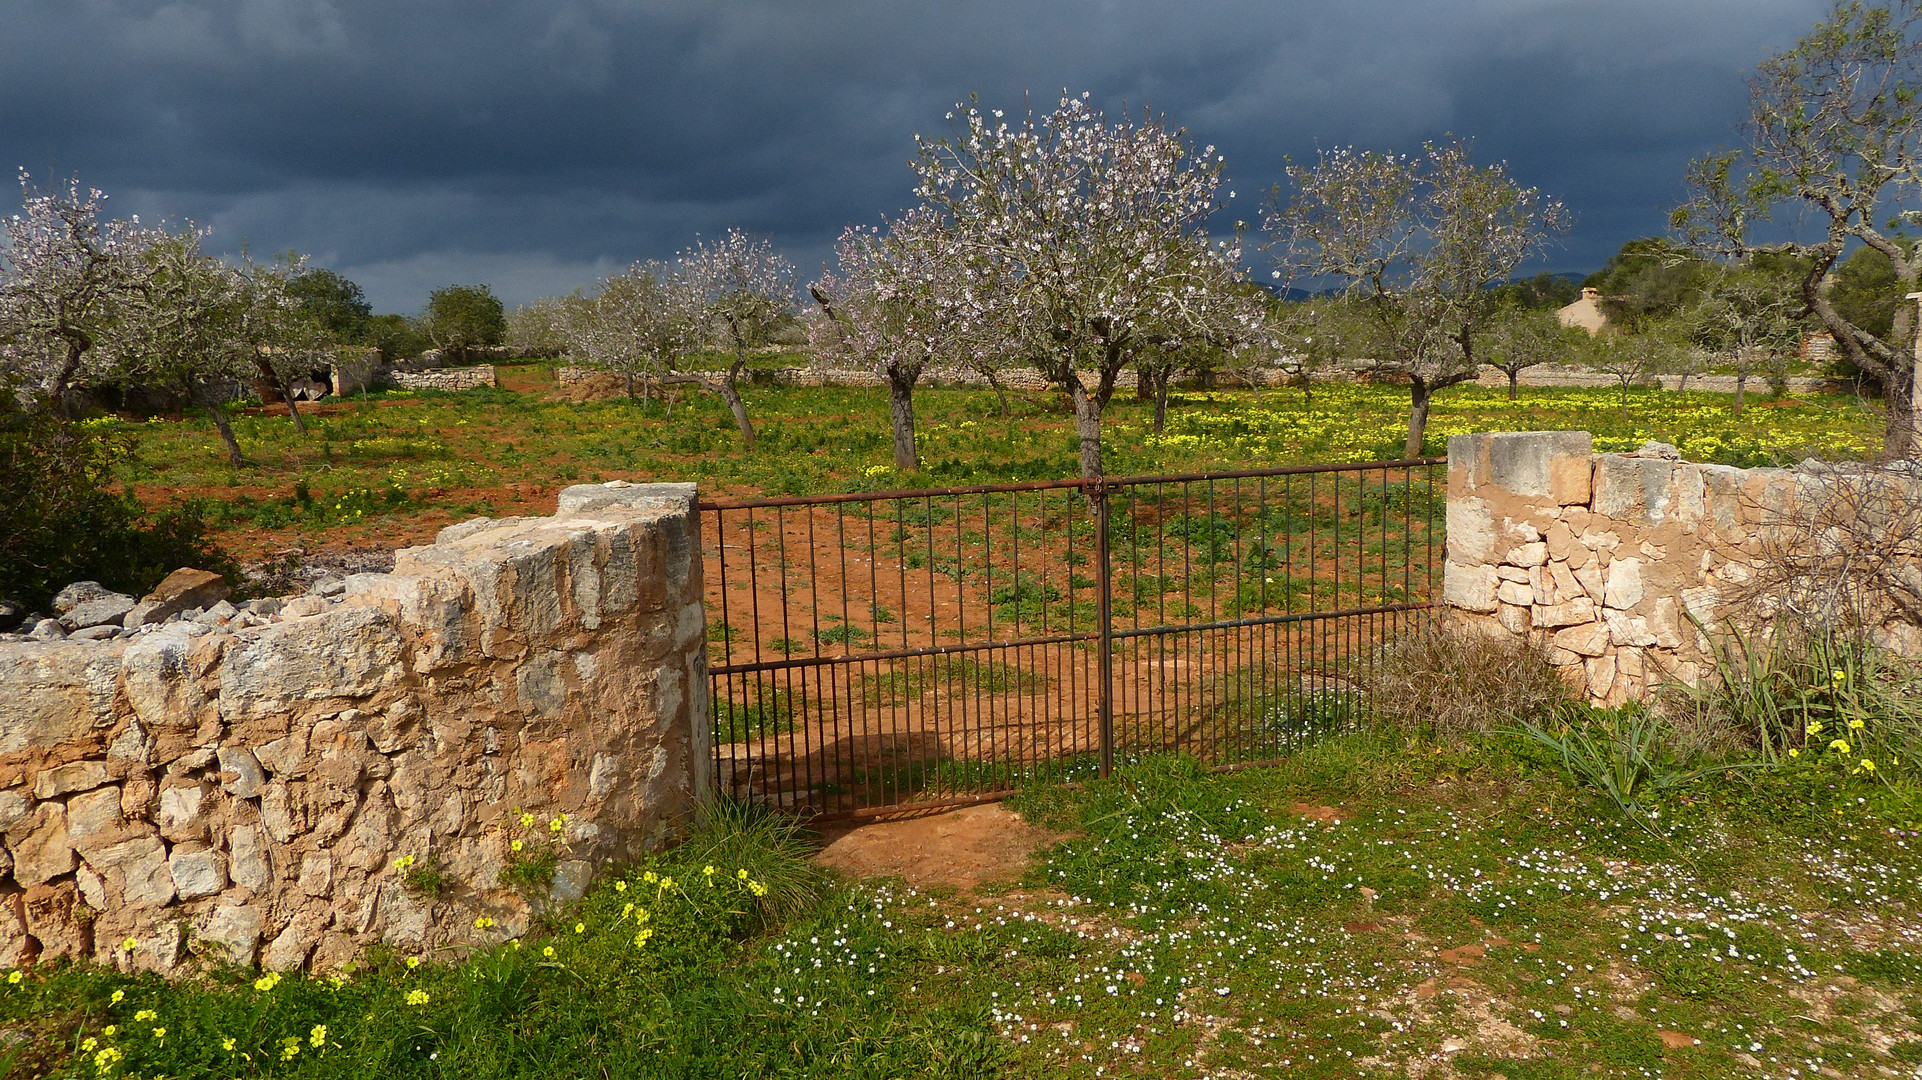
left=1442, top=431, right=1922, bottom=706
left=0, top=483, right=707, bottom=975
left=554, top=364, right=1297, bottom=393
left=389, top=366, right=497, bottom=392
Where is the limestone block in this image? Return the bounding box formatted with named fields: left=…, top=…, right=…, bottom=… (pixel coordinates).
left=227, top=824, right=271, bottom=892
left=264, top=915, right=324, bottom=973
left=33, top=760, right=110, bottom=800
left=1496, top=603, right=1532, bottom=634
left=1445, top=497, right=1496, bottom=564
left=1573, top=564, right=1605, bottom=604
left=197, top=903, right=265, bottom=966
left=108, top=719, right=153, bottom=764
left=217, top=746, right=267, bottom=798
left=1508, top=542, right=1549, bottom=569
left=1531, top=598, right=1597, bottom=628
left=367, top=699, right=420, bottom=754
left=170, top=847, right=228, bottom=900
left=1496, top=580, right=1534, bottom=607
left=1603, top=609, right=1657, bottom=648
left=516, top=649, right=569, bottom=718
left=1547, top=562, right=1583, bottom=606
left=1553, top=623, right=1609, bottom=657
left=1651, top=597, right=1685, bottom=650
left=62, top=593, right=135, bottom=630
left=1550, top=455, right=1592, bottom=506
left=121, top=629, right=209, bottom=727
left=91, top=835, right=174, bottom=909
left=1603, top=558, right=1644, bottom=611
left=13, top=803, right=75, bottom=886
left=1496, top=566, right=1531, bottom=583
left=21, top=883, right=86, bottom=963
left=299, top=851, right=333, bottom=897
left=1584, top=654, right=1618, bottom=702
left=1448, top=431, right=1594, bottom=497
left=218, top=606, right=404, bottom=721
left=157, top=783, right=208, bottom=841
left=1544, top=521, right=1577, bottom=561
left=255, top=730, right=310, bottom=777
left=54, top=581, right=114, bottom=613
left=124, top=568, right=230, bottom=628
left=0, top=790, right=26, bottom=832
left=1681, top=586, right=1721, bottom=627
left=65, top=786, right=123, bottom=841
left=1443, top=562, right=1500, bottom=614
left=0, top=641, right=124, bottom=754
left=1592, top=455, right=1675, bottom=524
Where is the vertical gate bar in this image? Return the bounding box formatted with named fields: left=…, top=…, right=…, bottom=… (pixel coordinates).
left=1095, top=481, right=1114, bottom=779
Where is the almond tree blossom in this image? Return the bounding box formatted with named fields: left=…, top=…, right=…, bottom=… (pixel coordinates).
left=564, top=260, right=700, bottom=405
left=108, top=231, right=256, bottom=466
left=910, top=93, right=1270, bottom=481
left=680, top=229, right=796, bottom=450
left=1266, top=141, right=1569, bottom=457
left=0, top=172, right=163, bottom=415
left=808, top=208, right=983, bottom=471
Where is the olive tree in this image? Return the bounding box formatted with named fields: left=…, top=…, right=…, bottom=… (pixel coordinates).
left=1675, top=0, right=1922, bottom=456
left=808, top=208, right=983, bottom=470
left=910, top=93, right=1268, bottom=481
left=1266, top=141, right=1569, bottom=457
left=0, top=172, right=162, bottom=415
left=422, top=284, right=506, bottom=364
left=680, top=229, right=796, bottom=450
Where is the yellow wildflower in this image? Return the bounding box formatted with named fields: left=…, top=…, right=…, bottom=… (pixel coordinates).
left=542, top=945, right=556, bottom=959
left=1807, top=721, right=1825, bottom=736
left=310, top=1024, right=327, bottom=1047
left=150, top=1027, right=165, bottom=1042
left=81, top=1037, right=97, bottom=1052
left=252, top=972, right=281, bottom=992
left=6, top=972, right=21, bottom=985
left=615, top=880, right=628, bottom=893
left=1788, top=749, right=1800, bottom=759
left=519, top=811, right=535, bottom=829
left=405, top=989, right=431, bottom=1006
left=394, top=855, right=416, bottom=872
left=574, top=922, right=586, bottom=934
left=1831, top=739, right=1853, bottom=754
left=1858, top=759, right=1878, bottom=774
left=109, top=990, right=123, bottom=1005
left=405, top=957, right=420, bottom=969
left=634, top=928, right=655, bottom=948
left=474, top=916, right=496, bottom=930
left=133, top=1010, right=156, bottom=1022
left=511, top=839, right=524, bottom=853
left=1849, top=718, right=1865, bottom=730
left=222, top=1037, right=236, bottom=1052
left=121, top=937, right=138, bottom=953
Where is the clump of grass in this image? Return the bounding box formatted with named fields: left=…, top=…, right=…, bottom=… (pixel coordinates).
left=1368, top=623, right=1570, bottom=738
left=673, top=796, right=824, bottom=925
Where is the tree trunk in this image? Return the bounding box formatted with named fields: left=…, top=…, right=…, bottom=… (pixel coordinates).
left=1404, top=380, right=1432, bottom=459
left=984, top=368, right=1012, bottom=417
left=1151, top=365, right=1172, bottom=435
left=1890, top=357, right=1922, bottom=460
left=50, top=336, right=89, bottom=420
left=1507, top=369, right=1519, bottom=401
left=197, top=382, right=245, bottom=467
left=1069, top=378, right=1104, bottom=481
left=625, top=370, right=638, bottom=403
left=720, top=356, right=756, bottom=450
left=1734, top=372, right=1748, bottom=413
left=1678, top=373, right=1690, bottom=394
left=887, top=366, right=918, bottom=471
left=283, top=381, right=307, bottom=434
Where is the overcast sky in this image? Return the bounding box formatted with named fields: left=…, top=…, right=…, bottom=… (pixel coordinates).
left=2, top=0, right=1834, bottom=312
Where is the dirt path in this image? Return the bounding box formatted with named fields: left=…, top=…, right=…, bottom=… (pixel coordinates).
left=811, top=802, right=1071, bottom=891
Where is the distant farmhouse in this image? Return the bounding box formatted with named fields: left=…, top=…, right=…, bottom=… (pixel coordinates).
left=1555, top=287, right=1609, bottom=335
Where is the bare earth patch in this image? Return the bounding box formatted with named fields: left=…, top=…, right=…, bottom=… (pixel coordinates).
left=811, top=802, right=1071, bottom=891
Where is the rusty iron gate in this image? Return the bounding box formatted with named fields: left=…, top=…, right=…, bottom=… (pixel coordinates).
left=701, top=458, right=1444, bottom=817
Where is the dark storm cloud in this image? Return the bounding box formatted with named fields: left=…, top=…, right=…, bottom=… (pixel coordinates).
left=1, top=0, right=1834, bottom=310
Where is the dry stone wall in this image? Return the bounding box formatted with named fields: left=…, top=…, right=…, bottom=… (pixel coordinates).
left=0, top=483, right=707, bottom=975
left=389, top=366, right=497, bottom=392
left=1442, top=432, right=1922, bottom=706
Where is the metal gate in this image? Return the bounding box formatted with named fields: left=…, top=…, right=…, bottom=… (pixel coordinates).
left=701, top=458, right=1444, bottom=817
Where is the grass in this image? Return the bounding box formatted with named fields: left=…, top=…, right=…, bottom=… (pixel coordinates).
left=96, top=362, right=1886, bottom=559
left=8, top=734, right=1921, bottom=1079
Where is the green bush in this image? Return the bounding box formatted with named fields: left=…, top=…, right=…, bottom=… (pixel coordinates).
left=0, top=407, right=236, bottom=611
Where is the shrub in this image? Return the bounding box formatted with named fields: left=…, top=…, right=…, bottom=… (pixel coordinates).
left=0, top=406, right=236, bottom=610
left=1368, top=623, right=1571, bottom=738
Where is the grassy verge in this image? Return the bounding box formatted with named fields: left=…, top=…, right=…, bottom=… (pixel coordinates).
left=6, top=732, right=1920, bottom=1079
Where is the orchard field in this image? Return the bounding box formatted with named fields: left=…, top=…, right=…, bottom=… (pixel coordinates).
left=101, top=360, right=1886, bottom=561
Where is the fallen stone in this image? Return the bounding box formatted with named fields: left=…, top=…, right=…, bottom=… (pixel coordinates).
left=69, top=625, right=122, bottom=641
left=61, top=593, right=135, bottom=630
left=53, top=581, right=114, bottom=614
left=27, top=618, right=68, bottom=641
left=124, top=568, right=230, bottom=628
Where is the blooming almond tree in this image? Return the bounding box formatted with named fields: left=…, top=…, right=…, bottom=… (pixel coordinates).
left=910, top=93, right=1268, bottom=481
left=235, top=252, right=330, bottom=433
left=1266, top=141, right=1569, bottom=457
left=110, top=231, right=256, bottom=466
left=681, top=229, right=796, bottom=450
left=565, top=260, right=700, bottom=405
left=0, top=172, right=163, bottom=416
left=808, top=208, right=983, bottom=471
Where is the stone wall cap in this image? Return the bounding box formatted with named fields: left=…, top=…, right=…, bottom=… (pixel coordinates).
left=556, top=482, right=698, bottom=515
